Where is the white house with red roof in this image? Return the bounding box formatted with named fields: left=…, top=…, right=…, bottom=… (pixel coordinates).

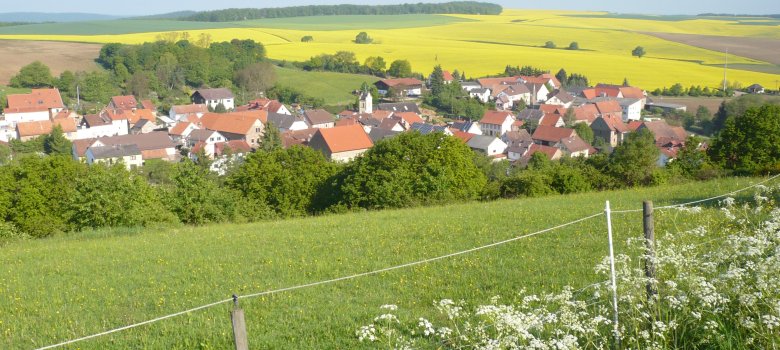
left=481, top=110, right=515, bottom=137
left=308, top=124, right=374, bottom=162
left=4, top=88, right=65, bottom=125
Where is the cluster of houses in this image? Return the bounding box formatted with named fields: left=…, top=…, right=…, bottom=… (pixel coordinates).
left=0, top=74, right=690, bottom=171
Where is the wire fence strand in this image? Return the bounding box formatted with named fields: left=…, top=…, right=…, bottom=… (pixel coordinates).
left=35, top=212, right=605, bottom=350
left=610, top=174, right=780, bottom=214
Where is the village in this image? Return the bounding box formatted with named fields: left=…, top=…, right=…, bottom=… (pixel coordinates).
left=0, top=72, right=692, bottom=171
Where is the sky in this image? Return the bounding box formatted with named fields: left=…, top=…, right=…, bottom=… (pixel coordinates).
left=4, top=0, right=780, bottom=16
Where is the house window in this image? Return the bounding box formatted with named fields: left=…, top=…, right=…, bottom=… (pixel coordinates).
left=210, top=137, right=214, bottom=141
left=130, top=156, right=136, bottom=160
left=255, top=128, right=260, bottom=132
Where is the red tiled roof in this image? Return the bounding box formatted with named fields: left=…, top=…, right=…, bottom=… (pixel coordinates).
left=200, top=113, right=261, bottom=135
left=442, top=70, right=454, bottom=81
left=641, top=121, right=687, bottom=143
left=532, top=125, right=576, bottom=143
left=172, top=104, right=209, bottom=114
left=600, top=115, right=629, bottom=133
left=315, top=125, right=373, bottom=153
left=581, top=89, right=598, bottom=100
left=6, top=88, right=64, bottom=113
left=371, top=110, right=394, bottom=120
left=217, top=140, right=252, bottom=154
left=73, top=138, right=98, bottom=157
left=478, top=76, right=519, bottom=88
left=595, top=100, right=623, bottom=114
left=627, top=121, right=644, bottom=131
left=16, top=118, right=77, bottom=137
left=539, top=114, right=563, bottom=127
left=619, top=87, right=645, bottom=99
left=540, top=105, right=566, bottom=114
left=573, top=104, right=599, bottom=124
left=378, top=78, right=424, bottom=87
left=110, top=95, right=139, bottom=110
left=141, top=149, right=170, bottom=160
left=282, top=128, right=318, bottom=148
left=141, top=99, right=155, bottom=111
left=335, top=116, right=359, bottom=127
left=169, top=122, right=197, bottom=136
left=394, top=112, right=424, bottom=126
left=451, top=130, right=475, bottom=143
left=527, top=144, right=561, bottom=160
left=482, top=110, right=515, bottom=125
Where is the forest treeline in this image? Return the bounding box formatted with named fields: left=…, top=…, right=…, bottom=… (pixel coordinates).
left=181, top=2, right=502, bottom=22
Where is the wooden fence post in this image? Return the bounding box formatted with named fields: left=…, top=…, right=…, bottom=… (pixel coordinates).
left=643, top=201, right=657, bottom=303
left=231, top=295, right=249, bottom=350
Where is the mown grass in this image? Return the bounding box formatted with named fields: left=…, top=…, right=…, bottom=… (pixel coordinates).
left=274, top=66, right=379, bottom=106
left=0, top=176, right=771, bottom=349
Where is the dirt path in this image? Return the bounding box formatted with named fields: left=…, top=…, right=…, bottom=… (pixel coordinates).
left=0, top=40, right=102, bottom=84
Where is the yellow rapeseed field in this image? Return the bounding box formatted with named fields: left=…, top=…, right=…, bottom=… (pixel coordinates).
left=1, top=10, right=778, bottom=89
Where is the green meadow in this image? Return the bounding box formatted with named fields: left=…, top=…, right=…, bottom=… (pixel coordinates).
left=0, top=176, right=767, bottom=349
left=274, top=66, right=379, bottom=106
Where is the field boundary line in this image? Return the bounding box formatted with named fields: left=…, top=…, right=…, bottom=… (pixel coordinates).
left=34, top=212, right=604, bottom=350
left=611, top=174, right=780, bottom=214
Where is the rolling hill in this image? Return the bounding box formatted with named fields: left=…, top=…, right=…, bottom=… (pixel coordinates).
left=0, top=10, right=777, bottom=89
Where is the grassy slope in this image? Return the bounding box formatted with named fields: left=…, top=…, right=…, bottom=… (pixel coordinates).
left=274, top=66, right=379, bottom=106
left=0, top=177, right=768, bottom=349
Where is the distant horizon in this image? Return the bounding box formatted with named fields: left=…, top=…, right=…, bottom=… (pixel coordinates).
left=0, top=1, right=778, bottom=17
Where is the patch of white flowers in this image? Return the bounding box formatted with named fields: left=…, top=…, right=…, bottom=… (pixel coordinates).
left=358, top=185, right=780, bottom=348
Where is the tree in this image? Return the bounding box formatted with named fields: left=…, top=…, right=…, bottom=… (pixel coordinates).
left=668, top=136, right=709, bottom=177
left=261, top=122, right=282, bottom=152
left=79, top=70, right=116, bottom=103
left=213, top=102, right=227, bottom=113
left=228, top=146, right=337, bottom=217
left=622, top=77, right=630, bottom=87
left=544, top=41, right=556, bottom=49
left=572, top=122, right=594, bottom=144
left=43, top=125, right=72, bottom=156
left=127, top=71, right=151, bottom=98
left=709, top=104, right=780, bottom=173
left=10, top=61, right=54, bottom=88
left=235, top=62, right=277, bottom=96
left=568, top=42, right=579, bottom=50
left=429, top=65, right=446, bottom=96
left=363, top=56, right=386, bottom=76
left=301, top=35, right=314, bottom=42
left=355, top=32, right=373, bottom=44
left=388, top=59, right=412, bottom=78
left=555, top=69, right=567, bottom=87
left=333, top=132, right=487, bottom=210
left=632, top=46, right=646, bottom=58
left=608, top=129, right=659, bottom=186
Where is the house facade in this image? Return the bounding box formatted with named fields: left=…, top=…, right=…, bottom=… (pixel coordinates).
left=481, top=111, right=515, bottom=137
left=191, top=88, right=235, bottom=111
left=309, top=125, right=374, bottom=162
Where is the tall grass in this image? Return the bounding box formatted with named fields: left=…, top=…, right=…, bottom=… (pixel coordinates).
left=0, top=177, right=771, bottom=349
